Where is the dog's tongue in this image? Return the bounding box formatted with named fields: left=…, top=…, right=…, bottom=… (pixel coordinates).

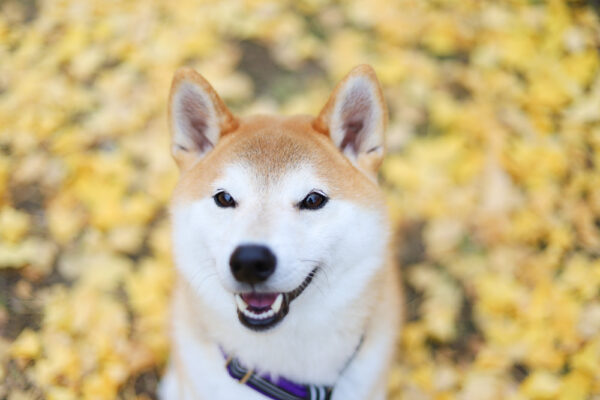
left=241, top=292, right=278, bottom=309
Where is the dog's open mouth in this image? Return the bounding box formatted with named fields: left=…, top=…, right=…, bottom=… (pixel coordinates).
left=234, top=268, right=317, bottom=331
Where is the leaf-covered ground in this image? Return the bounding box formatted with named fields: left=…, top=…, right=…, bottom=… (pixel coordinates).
left=1, top=0, right=600, bottom=399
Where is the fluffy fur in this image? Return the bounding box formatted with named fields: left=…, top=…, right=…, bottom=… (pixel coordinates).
left=160, top=65, right=402, bottom=400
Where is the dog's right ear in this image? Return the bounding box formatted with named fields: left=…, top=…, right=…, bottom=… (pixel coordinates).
left=168, top=67, right=238, bottom=170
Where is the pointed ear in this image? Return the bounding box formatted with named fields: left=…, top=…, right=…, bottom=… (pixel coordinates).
left=168, top=67, right=238, bottom=170
left=313, top=65, right=388, bottom=175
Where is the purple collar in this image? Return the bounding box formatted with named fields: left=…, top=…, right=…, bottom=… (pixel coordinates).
left=223, top=353, right=333, bottom=400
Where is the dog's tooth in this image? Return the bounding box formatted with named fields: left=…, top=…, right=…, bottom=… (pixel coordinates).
left=271, top=294, right=283, bottom=313
left=242, top=308, right=275, bottom=320
left=235, top=294, right=248, bottom=311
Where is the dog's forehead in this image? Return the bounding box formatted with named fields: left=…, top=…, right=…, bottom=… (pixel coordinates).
left=173, top=115, right=323, bottom=200
left=172, top=114, right=382, bottom=206
left=226, top=116, right=320, bottom=181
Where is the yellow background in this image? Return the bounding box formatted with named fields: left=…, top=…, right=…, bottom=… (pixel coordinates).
left=1, top=0, right=600, bottom=399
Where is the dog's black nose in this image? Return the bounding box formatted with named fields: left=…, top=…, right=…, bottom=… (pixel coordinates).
left=230, top=245, right=276, bottom=284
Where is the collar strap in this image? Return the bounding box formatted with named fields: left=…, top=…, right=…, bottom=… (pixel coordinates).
left=224, top=355, right=332, bottom=400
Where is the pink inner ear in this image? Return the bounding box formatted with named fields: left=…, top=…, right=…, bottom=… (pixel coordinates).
left=339, top=86, right=371, bottom=155
left=340, top=120, right=364, bottom=154
left=180, top=91, right=214, bottom=153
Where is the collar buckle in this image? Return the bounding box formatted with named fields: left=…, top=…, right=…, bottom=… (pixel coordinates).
left=239, top=368, right=254, bottom=384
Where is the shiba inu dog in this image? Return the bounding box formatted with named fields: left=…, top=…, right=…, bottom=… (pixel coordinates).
left=160, top=65, right=402, bottom=400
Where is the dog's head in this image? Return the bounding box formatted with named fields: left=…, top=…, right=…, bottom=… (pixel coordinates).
left=169, top=65, right=389, bottom=332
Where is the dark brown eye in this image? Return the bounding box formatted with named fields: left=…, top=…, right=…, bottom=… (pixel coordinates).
left=299, top=192, right=328, bottom=210
left=214, top=191, right=236, bottom=208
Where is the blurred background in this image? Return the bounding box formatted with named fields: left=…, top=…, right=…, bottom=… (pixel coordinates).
left=1, top=0, right=600, bottom=399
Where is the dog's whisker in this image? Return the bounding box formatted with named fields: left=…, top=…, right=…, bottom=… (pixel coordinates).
left=299, top=259, right=320, bottom=264
left=311, top=276, right=326, bottom=296
left=300, top=265, right=326, bottom=296
left=191, top=271, right=218, bottom=291
left=316, top=265, right=331, bottom=289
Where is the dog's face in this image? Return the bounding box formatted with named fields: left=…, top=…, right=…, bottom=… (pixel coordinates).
left=169, top=66, right=388, bottom=332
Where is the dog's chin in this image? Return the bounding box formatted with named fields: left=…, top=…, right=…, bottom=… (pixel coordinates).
left=234, top=268, right=317, bottom=332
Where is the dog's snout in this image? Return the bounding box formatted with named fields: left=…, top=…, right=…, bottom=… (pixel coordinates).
left=230, top=245, right=276, bottom=284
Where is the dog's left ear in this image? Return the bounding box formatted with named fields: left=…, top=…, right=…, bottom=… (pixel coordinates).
left=313, top=65, right=388, bottom=176
left=168, top=67, right=238, bottom=170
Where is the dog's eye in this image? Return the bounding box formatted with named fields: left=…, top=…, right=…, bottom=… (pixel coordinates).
left=299, top=192, right=328, bottom=210
left=214, top=191, right=236, bottom=208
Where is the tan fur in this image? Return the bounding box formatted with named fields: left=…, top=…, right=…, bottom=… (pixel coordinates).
left=172, top=114, right=384, bottom=209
